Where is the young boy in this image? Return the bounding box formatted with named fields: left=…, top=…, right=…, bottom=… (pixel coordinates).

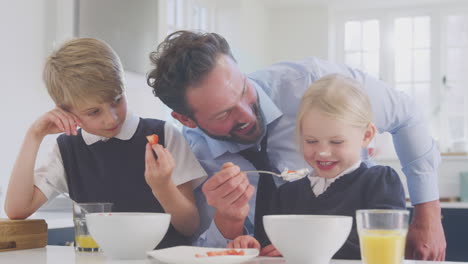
left=4, top=38, right=206, bottom=248
left=227, top=74, right=406, bottom=259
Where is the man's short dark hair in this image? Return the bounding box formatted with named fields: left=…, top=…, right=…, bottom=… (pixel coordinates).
left=147, top=30, right=235, bottom=116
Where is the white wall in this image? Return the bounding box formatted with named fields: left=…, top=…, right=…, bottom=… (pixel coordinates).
left=214, top=0, right=271, bottom=73
left=267, top=4, right=329, bottom=64
left=78, top=0, right=159, bottom=74
left=235, top=0, right=270, bottom=72
left=0, top=0, right=168, bottom=217
left=0, top=0, right=52, bottom=217
left=214, top=1, right=329, bottom=71
left=124, top=71, right=171, bottom=120
left=76, top=0, right=169, bottom=119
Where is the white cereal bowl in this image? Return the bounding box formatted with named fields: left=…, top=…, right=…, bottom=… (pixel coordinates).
left=86, top=212, right=171, bottom=259
left=263, top=215, right=352, bottom=264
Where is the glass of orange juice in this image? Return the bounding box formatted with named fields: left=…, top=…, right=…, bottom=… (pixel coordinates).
left=73, top=202, right=113, bottom=252
left=356, top=209, right=409, bottom=264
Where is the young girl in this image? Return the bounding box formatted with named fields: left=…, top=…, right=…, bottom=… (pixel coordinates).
left=227, top=74, right=406, bottom=259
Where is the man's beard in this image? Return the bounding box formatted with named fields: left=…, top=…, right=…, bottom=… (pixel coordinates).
left=197, top=99, right=266, bottom=144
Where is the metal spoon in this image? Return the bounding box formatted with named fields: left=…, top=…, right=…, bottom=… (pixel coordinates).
left=244, top=168, right=310, bottom=181
left=243, top=170, right=284, bottom=178
left=43, top=178, right=89, bottom=214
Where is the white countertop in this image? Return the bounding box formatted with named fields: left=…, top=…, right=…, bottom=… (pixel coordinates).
left=27, top=195, right=74, bottom=229
left=406, top=202, right=468, bottom=209
left=29, top=211, right=73, bottom=229
left=22, top=201, right=468, bottom=231
left=439, top=202, right=468, bottom=208
left=0, top=246, right=464, bottom=264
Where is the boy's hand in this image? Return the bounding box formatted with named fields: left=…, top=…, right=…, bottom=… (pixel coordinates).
left=144, top=143, right=175, bottom=191
left=30, top=107, right=81, bottom=139
left=227, top=235, right=260, bottom=250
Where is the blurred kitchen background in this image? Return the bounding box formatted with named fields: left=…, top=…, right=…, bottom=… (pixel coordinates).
left=2, top=0, right=468, bottom=248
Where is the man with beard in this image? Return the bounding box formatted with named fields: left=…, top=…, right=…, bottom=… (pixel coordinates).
left=147, top=30, right=446, bottom=260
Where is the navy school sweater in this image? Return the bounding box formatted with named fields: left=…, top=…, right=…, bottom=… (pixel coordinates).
left=57, top=118, right=190, bottom=249
left=267, top=163, right=406, bottom=259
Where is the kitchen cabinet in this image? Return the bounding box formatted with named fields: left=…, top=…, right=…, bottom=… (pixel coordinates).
left=30, top=211, right=74, bottom=246
left=409, top=204, right=468, bottom=261
left=441, top=208, right=468, bottom=261
left=48, top=227, right=74, bottom=246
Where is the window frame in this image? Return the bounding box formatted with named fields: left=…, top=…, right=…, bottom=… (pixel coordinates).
left=331, top=4, right=468, bottom=153
left=158, top=0, right=216, bottom=43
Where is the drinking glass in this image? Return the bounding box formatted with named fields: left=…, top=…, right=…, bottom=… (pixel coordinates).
left=73, top=202, right=113, bottom=252
left=356, top=209, right=409, bottom=264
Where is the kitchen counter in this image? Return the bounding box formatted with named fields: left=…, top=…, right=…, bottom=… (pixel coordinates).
left=29, top=196, right=74, bottom=229
left=0, top=246, right=465, bottom=264
left=30, top=211, right=73, bottom=229
left=29, top=211, right=74, bottom=246
left=439, top=202, right=468, bottom=208
left=406, top=202, right=468, bottom=209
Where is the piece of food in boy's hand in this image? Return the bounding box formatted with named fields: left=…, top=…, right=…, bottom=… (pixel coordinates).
left=195, top=249, right=245, bottom=257
left=146, top=134, right=159, bottom=145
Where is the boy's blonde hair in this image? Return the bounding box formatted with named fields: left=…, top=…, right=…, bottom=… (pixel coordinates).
left=296, top=74, right=373, bottom=142
left=43, top=38, right=125, bottom=110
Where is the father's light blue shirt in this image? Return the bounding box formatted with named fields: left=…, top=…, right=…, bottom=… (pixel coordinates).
left=184, top=57, right=441, bottom=247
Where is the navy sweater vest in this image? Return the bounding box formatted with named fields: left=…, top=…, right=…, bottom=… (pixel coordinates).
left=270, top=163, right=406, bottom=259
left=57, top=118, right=190, bottom=248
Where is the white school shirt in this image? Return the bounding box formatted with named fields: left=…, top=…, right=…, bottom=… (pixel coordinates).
left=308, top=161, right=362, bottom=197
left=34, top=112, right=207, bottom=200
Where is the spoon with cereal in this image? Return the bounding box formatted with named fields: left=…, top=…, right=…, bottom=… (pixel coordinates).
left=244, top=168, right=310, bottom=181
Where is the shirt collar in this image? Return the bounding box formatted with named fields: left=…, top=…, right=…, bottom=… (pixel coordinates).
left=197, top=78, right=283, bottom=158
left=308, top=160, right=362, bottom=197
left=81, top=112, right=140, bottom=145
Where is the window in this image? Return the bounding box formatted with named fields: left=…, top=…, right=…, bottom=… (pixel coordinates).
left=191, top=4, right=208, bottom=31
left=164, top=0, right=213, bottom=35
left=160, top=0, right=215, bottom=129
left=394, top=16, right=431, bottom=119
left=344, top=20, right=380, bottom=78
left=166, top=0, right=185, bottom=35
left=442, top=14, right=468, bottom=147
left=336, top=7, right=468, bottom=153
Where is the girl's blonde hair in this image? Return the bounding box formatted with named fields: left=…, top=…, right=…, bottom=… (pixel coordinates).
left=296, top=74, right=373, bottom=144
left=43, top=38, right=125, bottom=110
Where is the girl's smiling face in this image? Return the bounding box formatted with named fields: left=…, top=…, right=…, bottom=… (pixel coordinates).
left=300, top=109, right=374, bottom=179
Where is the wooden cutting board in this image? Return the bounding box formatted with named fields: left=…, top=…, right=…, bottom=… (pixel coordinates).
left=0, top=219, right=48, bottom=252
